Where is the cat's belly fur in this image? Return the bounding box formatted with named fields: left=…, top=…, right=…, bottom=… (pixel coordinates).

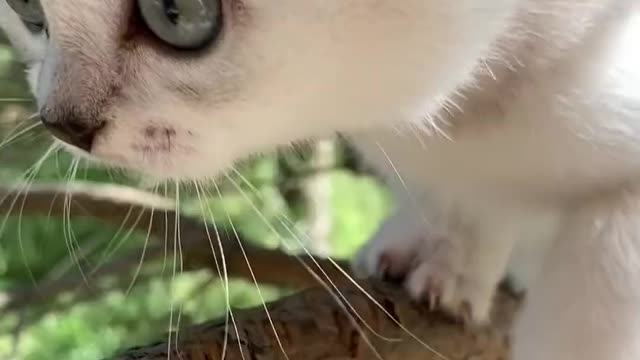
left=349, top=9, right=640, bottom=289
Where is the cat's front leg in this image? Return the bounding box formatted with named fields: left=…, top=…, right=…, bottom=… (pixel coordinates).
left=514, top=189, right=640, bottom=360
left=353, top=196, right=516, bottom=325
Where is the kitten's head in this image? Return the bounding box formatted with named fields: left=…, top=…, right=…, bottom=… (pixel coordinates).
left=1, top=0, right=516, bottom=181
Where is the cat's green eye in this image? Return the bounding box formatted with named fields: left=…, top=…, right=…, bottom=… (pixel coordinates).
left=137, top=0, right=222, bottom=50
left=7, top=0, right=45, bottom=31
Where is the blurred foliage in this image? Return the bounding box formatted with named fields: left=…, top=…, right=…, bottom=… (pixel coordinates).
left=0, top=39, right=392, bottom=359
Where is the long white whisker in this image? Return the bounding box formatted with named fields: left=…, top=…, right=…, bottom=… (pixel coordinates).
left=162, top=182, right=170, bottom=275
left=91, top=204, right=137, bottom=272
left=0, top=143, right=58, bottom=211
left=62, top=158, right=89, bottom=285
left=167, top=182, right=185, bottom=359
left=227, top=172, right=396, bottom=354
left=174, top=181, right=185, bottom=357
left=276, top=216, right=398, bottom=342
left=206, top=181, right=248, bottom=360
left=283, top=249, right=388, bottom=360
left=212, top=178, right=290, bottom=360
left=1, top=144, right=59, bottom=288
left=0, top=120, right=41, bottom=151
left=124, top=187, right=158, bottom=296
left=194, top=181, right=237, bottom=360
left=233, top=166, right=448, bottom=359
left=375, top=142, right=433, bottom=227
left=0, top=98, right=33, bottom=103
left=92, top=206, right=147, bottom=275
left=203, top=181, right=249, bottom=360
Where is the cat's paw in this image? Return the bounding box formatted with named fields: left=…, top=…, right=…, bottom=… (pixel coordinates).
left=354, top=232, right=494, bottom=326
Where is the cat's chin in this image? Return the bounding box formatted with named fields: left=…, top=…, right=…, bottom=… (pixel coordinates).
left=84, top=148, right=230, bottom=184
left=57, top=141, right=102, bottom=163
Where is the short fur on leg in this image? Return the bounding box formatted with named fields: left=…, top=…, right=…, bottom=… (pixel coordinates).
left=514, top=188, right=640, bottom=360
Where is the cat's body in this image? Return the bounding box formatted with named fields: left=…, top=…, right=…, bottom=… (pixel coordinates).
left=352, top=6, right=640, bottom=357
left=353, top=5, right=640, bottom=357
left=2, top=1, right=640, bottom=359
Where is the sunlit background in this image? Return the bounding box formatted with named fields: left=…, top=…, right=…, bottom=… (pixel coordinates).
left=0, top=34, right=392, bottom=360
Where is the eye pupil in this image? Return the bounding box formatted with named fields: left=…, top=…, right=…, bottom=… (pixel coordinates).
left=162, top=0, right=180, bottom=24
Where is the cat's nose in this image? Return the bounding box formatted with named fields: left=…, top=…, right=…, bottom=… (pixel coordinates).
left=40, top=114, right=104, bottom=152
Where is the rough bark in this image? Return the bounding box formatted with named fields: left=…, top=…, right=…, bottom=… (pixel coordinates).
left=112, top=282, right=519, bottom=360
left=0, top=183, right=521, bottom=360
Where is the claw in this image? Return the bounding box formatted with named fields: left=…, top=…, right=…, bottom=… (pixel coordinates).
left=428, top=291, right=439, bottom=311
left=459, top=300, right=473, bottom=326
left=377, top=252, right=408, bottom=283
left=425, top=277, right=442, bottom=311
left=378, top=253, right=392, bottom=279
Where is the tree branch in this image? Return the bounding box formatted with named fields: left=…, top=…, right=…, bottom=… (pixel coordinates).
left=0, top=183, right=521, bottom=359
left=0, top=182, right=351, bottom=289
left=111, top=282, right=519, bottom=360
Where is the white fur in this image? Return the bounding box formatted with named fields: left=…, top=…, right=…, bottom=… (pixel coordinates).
left=513, top=188, right=640, bottom=359
left=3, top=0, right=520, bottom=179
left=2, top=1, right=640, bottom=359
left=351, top=4, right=640, bottom=359
left=0, top=1, right=46, bottom=93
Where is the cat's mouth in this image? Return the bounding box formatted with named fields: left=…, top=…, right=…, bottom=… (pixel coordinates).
left=41, top=114, right=180, bottom=173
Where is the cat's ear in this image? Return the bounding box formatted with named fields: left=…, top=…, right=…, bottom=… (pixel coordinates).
left=0, top=1, right=46, bottom=64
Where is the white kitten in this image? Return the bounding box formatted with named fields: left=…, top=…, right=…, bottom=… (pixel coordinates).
left=2, top=1, right=640, bottom=359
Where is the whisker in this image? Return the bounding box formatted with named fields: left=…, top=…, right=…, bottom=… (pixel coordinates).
left=91, top=204, right=137, bottom=271
left=167, top=182, right=185, bottom=359
left=375, top=143, right=411, bottom=194
left=161, top=182, right=170, bottom=275
left=230, top=167, right=261, bottom=196
left=276, top=216, right=397, bottom=343
left=0, top=143, right=59, bottom=226
left=280, top=247, right=388, bottom=360
left=124, top=185, right=158, bottom=296
left=201, top=182, right=248, bottom=360
left=0, top=144, right=59, bottom=288
left=375, top=141, right=432, bottom=227
left=212, top=178, right=291, bottom=360
left=106, top=168, right=116, bottom=183
left=0, top=144, right=57, bottom=218
left=320, top=252, right=449, bottom=359
left=232, top=167, right=448, bottom=359
left=193, top=181, right=235, bottom=360
left=174, top=181, right=185, bottom=357
left=0, top=120, right=41, bottom=151
left=81, top=159, right=90, bottom=181
left=0, top=98, right=34, bottom=103
left=43, top=236, right=108, bottom=282
left=16, top=178, right=40, bottom=288
left=62, top=158, right=89, bottom=285
left=91, top=206, right=147, bottom=275
left=226, top=172, right=395, bottom=354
